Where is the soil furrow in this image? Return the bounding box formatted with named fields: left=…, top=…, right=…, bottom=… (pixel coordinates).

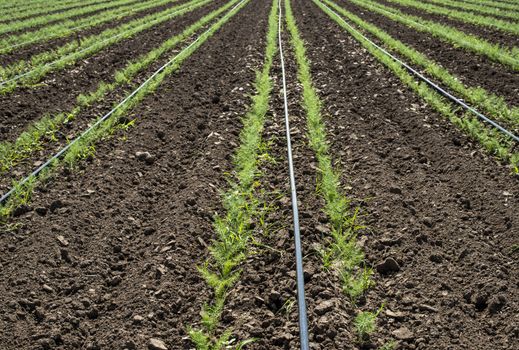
left=0, top=0, right=192, bottom=66
left=0, top=0, right=269, bottom=349
left=222, top=11, right=359, bottom=349
left=335, top=0, right=519, bottom=108
left=295, top=0, right=518, bottom=348
left=0, top=0, right=225, bottom=143
left=372, top=0, right=519, bottom=48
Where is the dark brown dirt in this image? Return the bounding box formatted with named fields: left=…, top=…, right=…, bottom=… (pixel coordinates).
left=335, top=0, right=519, bottom=109
left=372, top=0, right=519, bottom=49
left=0, top=0, right=114, bottom=24
left=295, top=0, right=519, bottom=348
left=0, top=0, right=226, bottom=143
left=0, top=0, right=269, bottom=349
left=0, top=0, right=146, bottom=39
left=417, top=0, right=519, bottom=22
left=0, top=0, right=194, bottom=67
left=220, top=25, right=356, bottom=350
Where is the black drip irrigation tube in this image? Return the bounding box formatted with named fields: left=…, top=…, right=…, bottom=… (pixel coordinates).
left=319, top=0, right=519, bottom=144
left=278, top=0, right=310, bottom=349
left=0, top=0, right=247, bottom=205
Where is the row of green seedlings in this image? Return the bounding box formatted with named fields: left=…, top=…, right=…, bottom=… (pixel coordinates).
left=461, top=0, right=519, bottom=12
left=0, top=0, right=105, bottom=22
left=323, top=1, right=519, bottom=137
left=423, top=0, right=519, bottom=20
left=0, top=0, right=141, bottom=35
left=0, top=0, right=69, bottom=12
left=317, top=0, right=519, bottom=174
left=0, top=0, right=184, bottom=54
left=381, top=0, right=519, bottom=35
left=188, top=0, right=278, bottom=348
left=285, top=0, right=393, bottom=348
left=0, top=0, right=210, bottom=90
left=0, top=0, right=250, bottom=220
left=0, top=0, right=242, bottom=174
left=347, top=0, right=519, bottom=71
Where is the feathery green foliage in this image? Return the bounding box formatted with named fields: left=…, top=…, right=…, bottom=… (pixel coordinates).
left=316, top=0, right=519, bottom=173
left=0, top=0, right=249, bottom=220
left=321, top=0, right=519, bottom=129
left=0, top=0, right=243, bottom=173
left=423, top=0, right=519, bottom=20
left=382, top=0, right=519, bottom=34
left=0, top=0, right=210, bottom=90
left=188, top=0, right=278, bottom=347
left=0, top=0, right=182, bottom=53
left=0, top=0, right=104, bottom=22
left=285, top=0, right=373, bottom=300
left=0, top=0, right=142, bottom=35
left=347, top=0, right=519, bottom=71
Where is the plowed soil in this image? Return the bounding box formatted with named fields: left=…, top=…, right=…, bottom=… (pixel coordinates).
left=335, top=0, right=519, bottom=108
left=0, top=0, right=225, bottom=142
left=0, top=0, right=517, bottom=349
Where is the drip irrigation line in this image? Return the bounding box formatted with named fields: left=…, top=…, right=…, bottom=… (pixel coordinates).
left=0, top=0, right=246, bottom=205
left=1, top=0, right=176, bottom=52
left=359, top=1, right=519, bottom=67
left=278, top=0, right=310, bottom=349
left=320, top=0, right=519, bottom=143
left=0, top=0, right=206, bottom=88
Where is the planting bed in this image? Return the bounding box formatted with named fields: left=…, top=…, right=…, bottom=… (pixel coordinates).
left=0, top=0, right=517, bottom=349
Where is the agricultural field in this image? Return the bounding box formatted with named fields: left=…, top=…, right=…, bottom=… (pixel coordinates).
left=0, top=0, right=517, bottom=349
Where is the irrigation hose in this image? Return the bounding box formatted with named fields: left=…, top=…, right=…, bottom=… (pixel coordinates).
left=0, top=0, right=247, bottom=205
left=0, top=0, right=209, bottom=88
left=278, top=0, right=310, bottom=349
left=1, top=0, right=177, bottom=52
left=319, top=0, right=519, bottom=143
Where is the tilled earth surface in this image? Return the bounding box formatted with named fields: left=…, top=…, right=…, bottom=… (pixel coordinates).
left=0, top=0, right=226, bottom=142
left=0, top=0, right=269, bottom=348
left=295, top=0, right=518, bottom=348
left=371, top=0, right=519, bottom=48
left=0, top=0, right=195, bottom=66
left=1, top=0, right=518, bottom=349
left=335, top=0, right=519, bottom=108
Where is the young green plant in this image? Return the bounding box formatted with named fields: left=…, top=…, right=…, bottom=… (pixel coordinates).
left=188, top=0, right=279, bottom=348
left=285, top=0, right=373, bottom=300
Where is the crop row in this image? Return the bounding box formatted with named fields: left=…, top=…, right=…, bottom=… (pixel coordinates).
left=0, top=0, right=182, bottom=53
left=422, top=0, right=519, bottom=20
left=379, top=0, right=519, bottom=35
left=0, top=0, right=107, bottom=23
left=318, top=0, right=519, bottom=173
left=348, top=0, right=519, bottom=71
left=0, top=0, right=235, bottom=176
left=327, top=2, right=519, bottom=129
left=0, top=0, right=80, bottom=12
left=189, top=0, right=275, bottom=346
left=0, top=0, right=246, bottom=219
left=0, top=0, right=210, bottom=91
left=0, top=0, right=143, bottom=36
left=460, top=0, right=519, bottom=12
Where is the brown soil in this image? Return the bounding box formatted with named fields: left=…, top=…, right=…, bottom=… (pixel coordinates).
left=0, top=0, right=518, bottom=349
left=0, top=0, right=146, bottom=39
left=0, top=0, right=226, bottom=143
left=373, top=0, right=519, bottom=49
left=335, top=0, right=519, bottom=109
left=0, top=0, right=194, bottom=67
left=296, top=0, right=518, bottom=348
left=0, top=0, right=269, bottom=348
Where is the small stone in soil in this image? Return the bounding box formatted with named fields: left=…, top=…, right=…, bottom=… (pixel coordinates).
left=315, top=300, right=334, bottom=315
left=135, top=151, right=155, bottom=165
left=148, top=338, right=168, bottom=350
left=56, top=235, right=69, bottom=247
left=376, top=258, right=401, bottom=274
left=392, top=326, right=414, bottom=340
